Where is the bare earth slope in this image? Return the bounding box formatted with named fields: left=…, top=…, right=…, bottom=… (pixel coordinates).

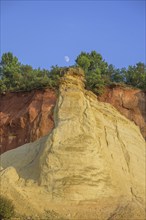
left=0, top=68, right=145, bottom=220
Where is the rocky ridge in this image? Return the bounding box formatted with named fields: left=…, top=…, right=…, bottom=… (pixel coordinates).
left=0, top=68, right=145, bottom=219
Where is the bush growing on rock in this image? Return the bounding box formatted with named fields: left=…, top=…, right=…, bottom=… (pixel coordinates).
left=0, top=195, right=15, bottom=219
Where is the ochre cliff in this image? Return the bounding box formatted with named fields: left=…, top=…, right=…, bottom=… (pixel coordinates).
left=0, top=68, right=145, bottom=220
left=0, top=82, right=145, bottom=155
left=98, top=86, right=146, bottom=140
left=0, top=90, right=56, bottom=154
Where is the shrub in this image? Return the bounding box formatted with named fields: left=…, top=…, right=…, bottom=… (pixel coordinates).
left=0, top=195, right=15, bottom=219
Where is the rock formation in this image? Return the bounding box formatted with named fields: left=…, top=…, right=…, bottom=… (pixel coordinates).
left=0, top=90, right=56, bottom=154
left=0, top=68, right=145, bottom=219
left=0, top=80, right=145, bottom=156
left=99, top=86, right=146, bottom=140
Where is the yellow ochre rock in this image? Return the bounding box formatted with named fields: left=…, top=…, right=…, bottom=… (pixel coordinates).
left=0, top=68, right=145, bottom=219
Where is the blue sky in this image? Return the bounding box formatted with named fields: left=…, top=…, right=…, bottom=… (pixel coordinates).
left=1, top=0, right=145, bottom=69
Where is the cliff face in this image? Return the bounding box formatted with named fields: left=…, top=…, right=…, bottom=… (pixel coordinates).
left=98, top=87, right=146, bottom=140
left=0, top=90, right=56, bottom=154
left=0, top=68, right=145, bottom=220
left=0, top=82, right=145, bottom=155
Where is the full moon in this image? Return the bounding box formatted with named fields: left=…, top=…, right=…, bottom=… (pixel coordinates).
left=64, top=56, right=70, bottom=63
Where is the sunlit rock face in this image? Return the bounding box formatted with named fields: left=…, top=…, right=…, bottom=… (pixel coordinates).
left=0, top=90, right=56, bottom=154
left=98, top=86, right=146, bottom=140
left=0, top=68, right=145, bottom=220
left=1, top=76, right=145, bottom=156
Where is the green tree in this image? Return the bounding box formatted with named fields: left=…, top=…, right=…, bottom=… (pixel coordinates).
left=107, top=64, right=124, bottom=83
left=20, top=64, right=33, bottom=75
left=0, top=79, right=7, bottom=93
left=124, top=62, right=146, bottom=89
left=75, top=52, right=90, bottom=72
left=48, top=65, right=66, bottom=88
left=75, top=51, right=108, bottom=94
left=0, top=52, right=21, bottom=78
left=75, top=51, right=108, bottom=74
left=86, top=69, right=105, bottom=95
left=0, top=52, right=21, bottom=90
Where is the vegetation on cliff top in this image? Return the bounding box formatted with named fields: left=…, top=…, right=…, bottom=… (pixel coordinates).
left=0, top=51, right=145, bottom=95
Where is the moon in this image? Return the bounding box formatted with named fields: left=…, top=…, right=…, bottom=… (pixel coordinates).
left=64, top=56, right=70, bottom=63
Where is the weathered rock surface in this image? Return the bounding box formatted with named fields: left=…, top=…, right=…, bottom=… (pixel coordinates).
left=98, top=86, right=146, bottom=139
left=0, top=68, right=145, bottom=219
left=0, top=90, right=56, bottom=154
left=0, top=81, right=145, bottom=155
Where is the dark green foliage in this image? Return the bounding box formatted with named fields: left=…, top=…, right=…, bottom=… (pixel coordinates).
left=85, top=70, right=105, bottom=95
left=123, top=62, right=146, bottom=90
left=0, top=195, right=15, bottom=219
left=75, top=51, right=108, bottom=74
left=48, top=65, right=64, bottom=88
left=0, top=53, right=65, bottom=93
left=0, top=51, right=145, bottom=95
left=107, top=64, right=124, bottom=83
left=76, top=51, right=146, bottom=94
left=75, top=52, right=90, bottom=72
left=0, top=52, right=21, bottom=91
left=76, top=51, right=109, bottom=94
left=0, top=52, right=21, bottom=79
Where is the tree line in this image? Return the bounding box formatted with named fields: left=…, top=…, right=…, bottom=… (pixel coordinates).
left=0, top=51, right=145, bottom=95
